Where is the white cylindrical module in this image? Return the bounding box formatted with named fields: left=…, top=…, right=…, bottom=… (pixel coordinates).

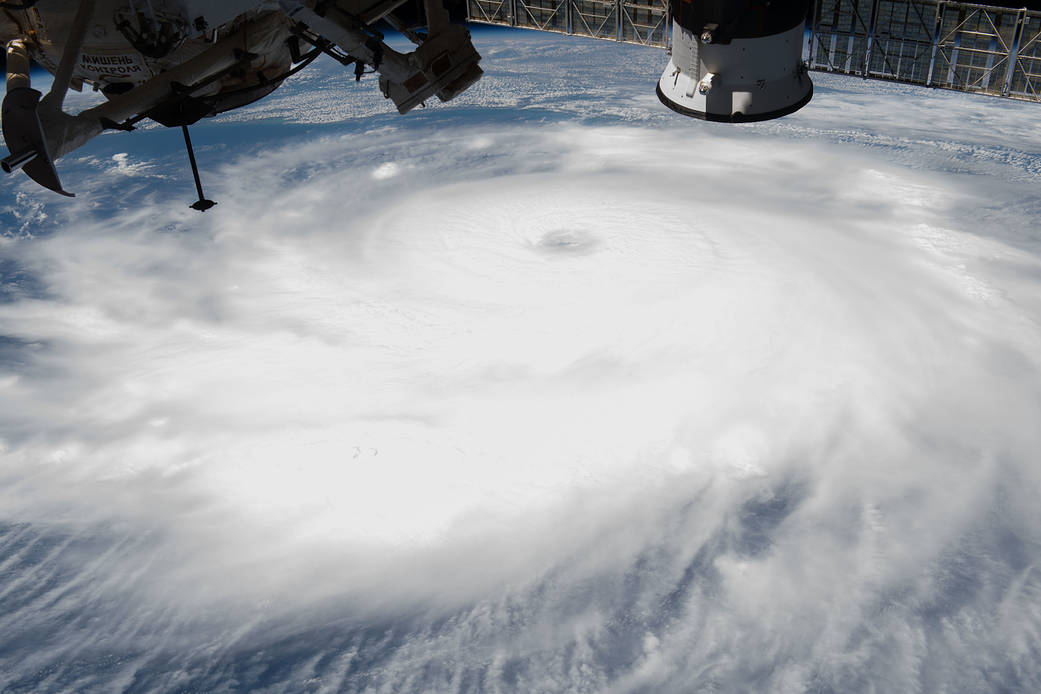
left=657, top=0, right=812, bottom=122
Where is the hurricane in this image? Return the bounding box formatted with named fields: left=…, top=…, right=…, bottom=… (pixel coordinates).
left=2, top=28, right=1041, bottom=692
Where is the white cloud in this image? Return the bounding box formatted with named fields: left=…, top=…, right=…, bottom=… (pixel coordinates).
left=107, top=152, right=158, bottom=177
left=371, top=161, right=400, bottom=179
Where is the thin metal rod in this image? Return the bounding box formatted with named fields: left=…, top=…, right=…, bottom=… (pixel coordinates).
left=181, top=126, right=206, bottom=201
left=181, top=126, right=215, bottom=211
left=1002, top=8, right=1027, bottom=96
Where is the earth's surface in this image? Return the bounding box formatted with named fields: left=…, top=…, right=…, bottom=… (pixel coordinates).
left=2, top=25, right=1041, bottom=693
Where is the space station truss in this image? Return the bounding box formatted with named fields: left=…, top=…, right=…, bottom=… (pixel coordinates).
left=810, top=1, right=1041, bottom=100
left=465, top=0, right=1041, bottom=102
left=465, top=0, right=670, bottom=46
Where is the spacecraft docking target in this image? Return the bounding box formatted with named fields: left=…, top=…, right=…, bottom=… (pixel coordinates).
left=657, top=0, right=813, bottom=122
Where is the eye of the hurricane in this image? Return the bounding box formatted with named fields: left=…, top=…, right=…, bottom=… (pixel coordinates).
left=533, top=228, right=600, bottom=254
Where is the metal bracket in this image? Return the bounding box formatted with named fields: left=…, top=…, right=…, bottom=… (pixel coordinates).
left=2, top=88, right=74, bottom=196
